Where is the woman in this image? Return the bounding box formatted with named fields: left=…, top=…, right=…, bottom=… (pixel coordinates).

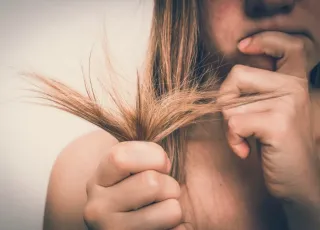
left=42, top=0, right=320, bottom=229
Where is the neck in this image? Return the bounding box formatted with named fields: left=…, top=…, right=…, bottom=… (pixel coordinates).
left=311, top=89, right=320, bottom=142
left=186, top=113, right=225, bottom=141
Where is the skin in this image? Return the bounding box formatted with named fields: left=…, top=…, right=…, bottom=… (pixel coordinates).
left=43, top=0, right=320, bottom=230
left=202, top=0, right=320, bottom=72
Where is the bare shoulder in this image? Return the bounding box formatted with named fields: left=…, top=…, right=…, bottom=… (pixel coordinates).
left=43, top=129, right=118, bottom=230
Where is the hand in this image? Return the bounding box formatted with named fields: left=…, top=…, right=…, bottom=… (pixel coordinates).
left=219, top=31, right=320, bottom=205
left=84, top=141, right=183, bottom=230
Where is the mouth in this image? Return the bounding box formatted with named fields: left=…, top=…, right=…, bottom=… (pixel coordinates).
left=239, top=28, right=313, bottom=43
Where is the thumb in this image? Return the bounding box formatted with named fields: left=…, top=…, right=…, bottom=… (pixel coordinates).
left=238, top=31, right=317, bottom=78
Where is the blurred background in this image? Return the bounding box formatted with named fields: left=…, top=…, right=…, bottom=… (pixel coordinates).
left=0, top=1, right=152, bottom=229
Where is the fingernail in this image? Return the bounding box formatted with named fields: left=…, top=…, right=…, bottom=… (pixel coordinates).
left=238, top=37, right=252, bottom=50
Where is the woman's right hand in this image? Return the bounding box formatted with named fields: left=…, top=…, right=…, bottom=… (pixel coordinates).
left=83, top=141, right=183, bottom=230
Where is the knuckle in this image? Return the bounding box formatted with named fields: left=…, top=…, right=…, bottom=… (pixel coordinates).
left=149, top=142, right=168, bottom=165
left=219, top=84, right=228, bottom=95
left=292, top=39, right=305, bottom=52
left=170, top=178, right=181, bottom=198
left=158, top=151, right=169, bottom=171
left=148, top=141, right=165, bottom=153
left=220, top=64, right=247, bottom=94
left=167, top=199, right=183, bottom=224
left=108, top=145, right=128, bottom=171
left=221, top=65, right=240, bottom=87
left=83, top=200, right=104, bottom=224
left=229, top=64, right=248, bottom=81
left=228, top=116, right=238, bottom=132
left=141, top=170, right=161, bottom=190
left=231, top=64, right=247, bottom=75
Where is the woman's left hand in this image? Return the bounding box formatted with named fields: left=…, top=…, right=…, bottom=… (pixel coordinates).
left=219, top=31, right=320, bottom=229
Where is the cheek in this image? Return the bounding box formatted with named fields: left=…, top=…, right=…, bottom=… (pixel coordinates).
left=204, top=1, right=245, bottom=55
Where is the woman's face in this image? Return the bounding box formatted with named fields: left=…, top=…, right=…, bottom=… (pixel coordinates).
left=202, top=0, right=320, bottom=71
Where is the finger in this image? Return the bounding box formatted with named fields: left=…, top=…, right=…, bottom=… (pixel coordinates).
left=171, top=224, right=190, bottom=230
left=218, top=64, right=289, bottom=103
left=223, top=99, right=273, bottom=119
left=228, top=112, right=272, bottom=148
left=171, top=225, right=186, bottom=230
left=95, top=141, right=171, bottom=187
left=227, top=125, right=250, bottom=159
left=238, top=31, right=317, bottom=77
left=222, top=99, right=276, bottom=158
left=106, top=170, right=180, bottom=212
left=124, top=199, right=182, bottom=230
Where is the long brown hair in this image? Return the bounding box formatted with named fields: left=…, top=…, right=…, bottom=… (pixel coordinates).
left=23, top=0, right=319, bottom=183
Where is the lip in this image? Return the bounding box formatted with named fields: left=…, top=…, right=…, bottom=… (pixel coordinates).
left=239, top=28, right=313, bottom=43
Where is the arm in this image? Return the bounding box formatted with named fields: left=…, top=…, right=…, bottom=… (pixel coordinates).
left=43, top=130, right=118, bottom=230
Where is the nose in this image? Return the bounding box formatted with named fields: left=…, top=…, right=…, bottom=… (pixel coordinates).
left=245, top=0, right=295, bottom=18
